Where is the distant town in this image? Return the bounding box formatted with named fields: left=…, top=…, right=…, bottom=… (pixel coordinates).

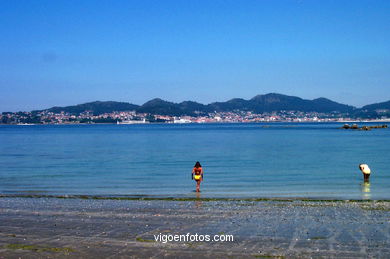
left=1, top=109, right=389, bottom=125
left=1, top=93, right=390, bottom=124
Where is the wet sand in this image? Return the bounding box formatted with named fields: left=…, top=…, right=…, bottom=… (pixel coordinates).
left=1, top=197, right=390, bottom=258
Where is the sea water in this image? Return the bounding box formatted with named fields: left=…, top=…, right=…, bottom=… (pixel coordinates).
left=0, top=123, right=389, bottom=199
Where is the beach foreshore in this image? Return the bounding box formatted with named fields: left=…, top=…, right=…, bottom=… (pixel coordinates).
left=1, top=197, right=390, bottom=258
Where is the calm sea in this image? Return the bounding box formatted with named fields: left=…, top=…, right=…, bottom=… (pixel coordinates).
left=0, top=123, right=389, bottom=200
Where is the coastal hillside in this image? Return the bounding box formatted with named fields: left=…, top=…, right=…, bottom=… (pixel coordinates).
left=361, top=100, right=390, bottom=111
left=207, top=93, right=354, bottom=113
left=29, top=93, right=390, bottom=116
left=136, top=98, right=210, bottom=116
left=139, top=93, right=355, bottom=115
left=34, top=101, right=140, bottom=115
left=355, top=100, right=390, bottom=118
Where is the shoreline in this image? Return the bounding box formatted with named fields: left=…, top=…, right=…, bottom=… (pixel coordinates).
left=1, top=197, right=390, bottom=258
left=1, top=120, right=390, bottom=126
left=1, top=193, right=390, bottom=202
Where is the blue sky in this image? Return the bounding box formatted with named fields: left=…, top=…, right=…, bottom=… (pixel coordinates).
left=0, top=0, right=389, bottom=112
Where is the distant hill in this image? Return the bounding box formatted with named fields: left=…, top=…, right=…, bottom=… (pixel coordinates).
left=137, top=93, right=355, bottom=115
left=208, top=98, right=249, bottom=111
left=249, top=93, right=314, bottom=113
left=357, top=100, right=390, bottom=118
left=35, top=101, right=140, bottom=115
left=178, top=101, right=211, bottom=115
left=32, top=93, right=382, bottom=116
left=311, top=97, right=355, bottom=113
left=137, top=98, right=184, bottom=116
left=207, top=93, right=354, bottom=113
left=137, top=99, right=210, bottom=116
left=361, top=100, right=390, bottom=111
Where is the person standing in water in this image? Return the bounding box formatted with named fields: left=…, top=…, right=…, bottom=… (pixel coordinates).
left=359, top=164, right=371, bottom=182
left=192, top=161, right=203, bottom=192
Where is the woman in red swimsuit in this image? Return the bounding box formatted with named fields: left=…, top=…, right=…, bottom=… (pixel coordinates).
left=192, top=161, right=203, bottom=192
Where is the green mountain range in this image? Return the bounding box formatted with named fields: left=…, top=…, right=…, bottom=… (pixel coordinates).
left=37, top=101, right=139, bottom=115
left=362, top=100, right=390, bottom=111
left=31, top=93, right=389, bottom=117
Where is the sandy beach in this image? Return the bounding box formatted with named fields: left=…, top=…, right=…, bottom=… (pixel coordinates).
left=0, top=197, right=390, bottom=258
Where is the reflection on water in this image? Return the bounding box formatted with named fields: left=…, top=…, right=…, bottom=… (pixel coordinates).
left=194, top=192, right=202, bottom=209
left=361, top=182, right=371, bottom=199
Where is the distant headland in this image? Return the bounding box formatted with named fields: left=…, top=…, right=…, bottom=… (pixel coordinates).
left=1, top=93, right=390, bottom=124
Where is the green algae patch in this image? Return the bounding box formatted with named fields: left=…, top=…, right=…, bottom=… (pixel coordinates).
left=186, top=242, right=199, bottom=248
left=253, top=254, right=285, bottom=258
left=291, top=203, right=336, bottom=208
left=236, top=202, right=257, bottom=206
left=360, top=205, right=390, bottom=211
left=5, top=243, right=75, bottom=253
left=310, top=236, right=327, bottom=240
left=136, top=237, right=155, bottom=243
left=2, top=194, right=390, bottom=203
left=299, top=199, right=345, bottom=202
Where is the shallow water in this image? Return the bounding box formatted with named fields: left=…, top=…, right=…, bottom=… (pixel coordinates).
left=0, top=123, right=389, bottom=199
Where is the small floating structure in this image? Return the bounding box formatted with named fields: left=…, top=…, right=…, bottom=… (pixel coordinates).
left=117, top=119, right=149, bottom=124
left=340, top=124, right=388, bottom=131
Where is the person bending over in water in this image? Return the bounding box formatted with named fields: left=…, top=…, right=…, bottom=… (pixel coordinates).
left=192, top=161, right=203, bottom=192
left=359, top=164, right=371, bottom=182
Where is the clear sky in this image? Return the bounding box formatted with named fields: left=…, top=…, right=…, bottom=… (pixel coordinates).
left=1, top=0, right=389, bottom=112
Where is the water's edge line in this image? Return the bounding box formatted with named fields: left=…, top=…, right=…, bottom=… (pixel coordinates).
left=1, top=194, right=389, bottom=202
